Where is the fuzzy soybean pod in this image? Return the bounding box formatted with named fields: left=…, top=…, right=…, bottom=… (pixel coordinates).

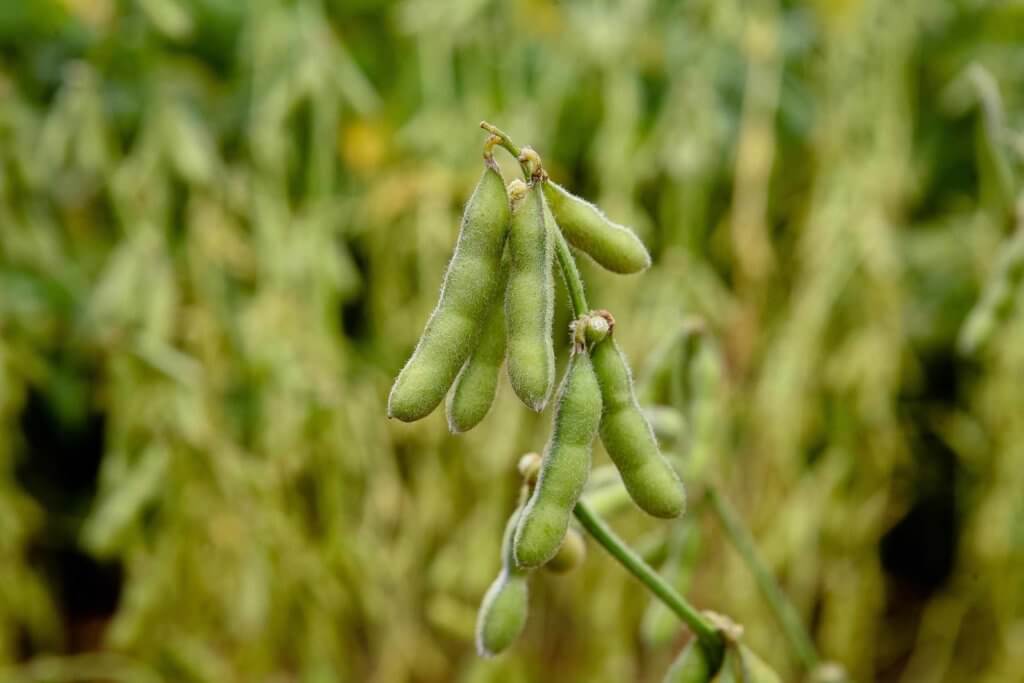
left=476, top=507, right=530, bottom=657
left=592, top=336, right=686, bottom=518
left=736, top=646, right=782, bottom=683
left=445, top=262, right=508, bottom=433
left=542, top=180, right=651, bottom=274
left=505, top=182, right=555, bottom=411
left=388, top=162, right=510, bottom=422
left=663, top=640, right=714, bottom=683
left=544, top=526, right=586, bottom=573
left=514, top=352, right=602, bottom=568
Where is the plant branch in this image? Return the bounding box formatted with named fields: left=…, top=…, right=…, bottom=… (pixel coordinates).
left=554, top=228, right=589, bottom=318
left=705, top=484, right=819, bottom=671
left=574, top=500, right=725, bottom=669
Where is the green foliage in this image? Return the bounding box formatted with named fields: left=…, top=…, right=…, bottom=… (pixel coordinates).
left=1, top=0, right=1023, bottom=681
left=593, top=335, right=686, bottom=519
left=543, top=180, right=652, bottom=274
left=446, top=263, right=509, bottom=433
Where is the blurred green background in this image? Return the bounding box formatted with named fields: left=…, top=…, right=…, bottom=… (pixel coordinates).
left=2, top=0, right=1024, bottom=681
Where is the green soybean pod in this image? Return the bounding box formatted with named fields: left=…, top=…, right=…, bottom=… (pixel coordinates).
left=476, top=507, right=529, bottom=657
left=445, top=261, right=508, bottom=433
left=736, top=646, right=782, bottom=683
left=711, top=648, right=740, bottom=683
left=592, top=335, right=686, bottom=518
left=505, top=182, right=555, bottom=411
left=514, top=352, right=602, bottom=568
left=663, top=639, right=714, bottom=683
left=543, top=526, right=586, bottom=573
left=388, top=161, right=510, bottom=422
left=542, top=180, right=651, bottom=274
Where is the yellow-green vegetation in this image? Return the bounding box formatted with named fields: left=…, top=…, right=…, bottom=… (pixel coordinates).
left=1, top=0, right=1024, bottom=682
left=663, top=639, right=714, bottom=683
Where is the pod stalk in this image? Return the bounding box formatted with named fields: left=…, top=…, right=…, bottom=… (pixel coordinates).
left=573, top=500, right=725, bottom=670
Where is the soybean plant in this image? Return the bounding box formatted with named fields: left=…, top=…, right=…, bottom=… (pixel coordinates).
left=663, top=639, right=714, bottom=683
left=386, top=123, right=789, bottom=682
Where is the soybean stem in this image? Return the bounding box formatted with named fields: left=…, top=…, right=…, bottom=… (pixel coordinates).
left=705, top=484, right=819, bottom=671
left=554, top=228, right=589, bottom=317
left=573, top=500, right=724, bottom=667
left=480, top=121, right=522, bottom=158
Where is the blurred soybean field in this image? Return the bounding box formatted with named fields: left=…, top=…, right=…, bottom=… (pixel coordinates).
left=1, top=0, right=1024, bottom=682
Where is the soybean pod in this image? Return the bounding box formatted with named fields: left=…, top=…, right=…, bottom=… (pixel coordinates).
left=505, top=180, right=555, bottom=411
left=446, top=259, right=509, bottom=433
left=592, top=330, right=686, bottom=519
left=663, top=639, right=714, bottom=683
left=514, top=352, right=602, bottom=568
left=476, top=505, right=530, bottom=657
left=544, top=526, right=586, bottom=573
left=388, top=160, right=510, bottom=422
left=543, top=180, right=651, bottom=274
left=736, top=646, right=782, bottom=683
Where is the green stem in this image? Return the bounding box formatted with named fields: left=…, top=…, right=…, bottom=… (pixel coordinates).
left=480, top=120, right=534, bottom=180
left=480, top=121, right=522, bottom=158
left=706, top=484, right=819, bottom=671
left=574, top=500, right=724, bottom=668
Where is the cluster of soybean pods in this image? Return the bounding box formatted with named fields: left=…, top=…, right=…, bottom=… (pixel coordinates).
left=388, top=124, right=781, bottom=683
